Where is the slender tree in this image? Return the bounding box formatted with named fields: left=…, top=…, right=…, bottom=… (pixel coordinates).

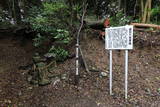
left=141, top=0, right=152, bottom=23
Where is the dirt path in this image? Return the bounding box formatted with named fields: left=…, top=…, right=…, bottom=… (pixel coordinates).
left=0, top=35, right=35, bottom=106
left=80, top=35, right=160, bottom=106
left=0, top=34, right=160, bottom=107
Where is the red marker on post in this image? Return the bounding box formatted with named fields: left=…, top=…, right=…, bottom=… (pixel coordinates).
left=99, top=18, right=110, bottom=39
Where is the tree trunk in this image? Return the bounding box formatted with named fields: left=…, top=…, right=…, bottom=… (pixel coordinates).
left=142, top=0, right=149, bottom=23
left=141, top=0, right=152, bottom=23
left=141, top=0, right=144, bottom=20
left=124, top=0, right=127, bottom=16
left=134, top=0, right=137, bottom=17
left=67, top=0, right=73, bottom=26
left=147, top=0, right=152, bottom=23
left=12, top=0, right=21, bottom=25
left=118, top=0, right=122, bottom=10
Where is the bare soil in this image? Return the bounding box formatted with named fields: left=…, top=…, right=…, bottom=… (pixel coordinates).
left=0, top=32, right=160, bottom=107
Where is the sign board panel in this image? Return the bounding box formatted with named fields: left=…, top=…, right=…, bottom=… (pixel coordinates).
left=105, top=25, right=133, bottom=50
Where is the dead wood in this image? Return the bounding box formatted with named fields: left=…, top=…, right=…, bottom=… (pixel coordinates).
left=133, top=28, right=158, bottom=33
left=84, top=18, right=105, bottom=30
left=131, top=23, right=160, bottom=29
left=79, top=46, right=90, bottom=73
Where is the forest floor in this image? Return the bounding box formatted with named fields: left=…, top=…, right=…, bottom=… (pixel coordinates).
left=0, top=32, right=160, bottom=107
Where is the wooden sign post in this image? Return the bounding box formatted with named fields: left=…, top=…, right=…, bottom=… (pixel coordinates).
left=105, top=25, right=133, bottom=99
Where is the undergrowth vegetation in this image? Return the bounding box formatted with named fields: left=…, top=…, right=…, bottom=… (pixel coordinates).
left=151, top=6, right=160, bottom=24
left=26, top=1, right=72, bottom=61
left=110, top=11, right=131, bottom=26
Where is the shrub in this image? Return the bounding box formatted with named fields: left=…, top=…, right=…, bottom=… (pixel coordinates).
left=151, top=6, right=160, bottom=24
left=110, top=11, right=131, bottom=27
left=26, top=1, right=71, bottom=61
left=48, top=46, right=69, bottom=62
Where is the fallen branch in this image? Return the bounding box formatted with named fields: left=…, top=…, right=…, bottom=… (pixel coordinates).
left=77, top=15, right=105, bottom=29
left=79, top=46, right=90, bottom=73
left=85, top=18, right=104, bottom=26
left=131, top=23, right=160, bottom=29
left=0, top=27, right=14, bottom=33
left=133, top=28, right=158, bottom=33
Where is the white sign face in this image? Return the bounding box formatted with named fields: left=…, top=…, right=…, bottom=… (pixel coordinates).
left=105, top=25, right=133, bottom=50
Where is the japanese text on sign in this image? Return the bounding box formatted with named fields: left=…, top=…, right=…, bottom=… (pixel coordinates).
left=105, top=25, right=133, bottom=50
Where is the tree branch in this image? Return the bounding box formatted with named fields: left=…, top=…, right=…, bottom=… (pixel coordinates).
left=77, top=2, right=88, bottom=44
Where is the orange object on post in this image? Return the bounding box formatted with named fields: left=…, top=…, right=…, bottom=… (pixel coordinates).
left=104, top=18, right=110, bottom=28
left=98, top=18, right=110, bottom=39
